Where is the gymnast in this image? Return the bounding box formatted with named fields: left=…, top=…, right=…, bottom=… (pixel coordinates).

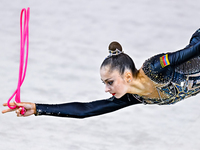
left=2, top=28, right=200, bottom=118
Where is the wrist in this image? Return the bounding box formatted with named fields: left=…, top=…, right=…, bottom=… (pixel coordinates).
left=33, top=103, right=36, bottom=115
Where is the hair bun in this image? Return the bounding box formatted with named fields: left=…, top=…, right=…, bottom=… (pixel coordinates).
left=108, top=41, right=123, bottom=52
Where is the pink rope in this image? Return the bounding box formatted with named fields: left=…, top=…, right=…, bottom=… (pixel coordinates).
left=7, top=7, right=30, bottom=115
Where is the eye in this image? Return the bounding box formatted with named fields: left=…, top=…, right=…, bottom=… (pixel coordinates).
left=108, top=81, right=114, bottom=85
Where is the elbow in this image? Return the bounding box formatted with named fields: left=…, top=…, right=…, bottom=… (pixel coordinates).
left=75, top=113, right=93, bottom=119
left=68, top=113, right=92, bottom=119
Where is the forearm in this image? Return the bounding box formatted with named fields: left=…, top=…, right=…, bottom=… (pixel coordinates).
left=35, top=101, right=123, bottom=118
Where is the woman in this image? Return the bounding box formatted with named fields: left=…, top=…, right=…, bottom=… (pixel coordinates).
left=2, top=28, right=200, bottom=118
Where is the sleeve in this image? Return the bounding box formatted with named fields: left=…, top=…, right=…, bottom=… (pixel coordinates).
left=167, top=42, right=200, bottom=66
left=35, top=94, right=141, bottom=118
left=152, top=42, right=200, bottom=70
left=142, top=42, right=200, bottom=84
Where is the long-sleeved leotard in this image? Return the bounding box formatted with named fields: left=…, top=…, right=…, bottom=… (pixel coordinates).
left=35, top=28, right=200, bottom=117
left=35, top=94, right=141, bottom=118
left=141, top=29, right=200, bottom=104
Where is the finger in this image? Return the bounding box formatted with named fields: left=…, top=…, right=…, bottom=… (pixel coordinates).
left=3, top=103, right=7, bottom=106
left=14, top=102, right=26, bottom=107
left=16, top=107, right=27, bottom=117
left=14, top=102, right=27, bottom=109
left=16, top=108, right=22, bottom=117
left=23, top=109, right=35, bottom=117
left=3, top=102, right=16, bottom=107
left=2, top=108, right=16, bottom=114
left=15, top=102, right=32, bottom=110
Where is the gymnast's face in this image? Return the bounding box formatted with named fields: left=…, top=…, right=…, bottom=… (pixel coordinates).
left=100, top=66, right=128, bottom=99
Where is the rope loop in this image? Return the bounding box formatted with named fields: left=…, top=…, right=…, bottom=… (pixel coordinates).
left=7, top=7, right=30, bottom=115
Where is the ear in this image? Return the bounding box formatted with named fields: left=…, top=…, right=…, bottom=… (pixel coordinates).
left=124, top=71, right=133, bottom=83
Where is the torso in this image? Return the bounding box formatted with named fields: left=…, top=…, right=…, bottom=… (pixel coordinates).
left=132, top=29, right=200, bottom=105
left=133, top=69, right=171, bottom=102
left=133, top=54, right=200, bottom=105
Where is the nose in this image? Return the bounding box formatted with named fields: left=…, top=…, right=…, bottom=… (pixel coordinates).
left=105, top=85, right=110, bottom=93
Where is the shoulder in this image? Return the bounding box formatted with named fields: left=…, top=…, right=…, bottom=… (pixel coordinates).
left=112, top=94, right=142, bottom=105
left=142, top=53, right=174, bottom=84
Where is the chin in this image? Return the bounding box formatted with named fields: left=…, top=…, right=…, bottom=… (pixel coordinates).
left=114, top=93, right=125, bottom=99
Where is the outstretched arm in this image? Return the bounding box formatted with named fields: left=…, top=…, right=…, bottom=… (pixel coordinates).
left=168, top=42, right=200, bottom=66
left=146, top=41, right=200, bottom=75
left=2, top=94, right=141, bottom=118
left=150, top=29, right=200, bottom=72
left=167, top=28, right=200, bottom=66
left=35, top=94, right=141, bottom=118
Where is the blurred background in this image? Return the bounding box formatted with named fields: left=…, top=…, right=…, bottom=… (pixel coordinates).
left=1, top=0, right=200, bottom=150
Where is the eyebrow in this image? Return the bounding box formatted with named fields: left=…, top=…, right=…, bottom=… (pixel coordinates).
left=101, top=78, right=112, bottom=82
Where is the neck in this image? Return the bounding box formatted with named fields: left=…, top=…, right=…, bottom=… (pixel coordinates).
left=127, top=69, right=153, bottom=96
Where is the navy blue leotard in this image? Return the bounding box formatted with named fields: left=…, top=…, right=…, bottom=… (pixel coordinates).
left=35, top=29, right=200, bottom=118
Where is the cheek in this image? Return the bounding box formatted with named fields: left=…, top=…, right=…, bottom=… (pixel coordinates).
left=115, top=80, right=126, bottom=91
left=114, top=81, right=127, bottom=98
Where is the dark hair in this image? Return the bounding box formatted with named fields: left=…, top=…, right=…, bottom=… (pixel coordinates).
left=100, top=41, right=138, bottom=77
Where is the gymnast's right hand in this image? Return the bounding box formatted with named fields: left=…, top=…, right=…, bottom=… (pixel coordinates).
left=2, top=102, right=36, bottom=117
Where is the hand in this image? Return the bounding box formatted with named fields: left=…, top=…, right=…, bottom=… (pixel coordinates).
left=2, top=102, right=36, bottom=117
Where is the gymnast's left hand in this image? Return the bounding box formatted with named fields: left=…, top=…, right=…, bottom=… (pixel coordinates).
left=2, top=102, right=36, bottom=117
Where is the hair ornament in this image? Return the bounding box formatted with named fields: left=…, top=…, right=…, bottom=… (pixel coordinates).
left=106, top=48, right=123, bottom=58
